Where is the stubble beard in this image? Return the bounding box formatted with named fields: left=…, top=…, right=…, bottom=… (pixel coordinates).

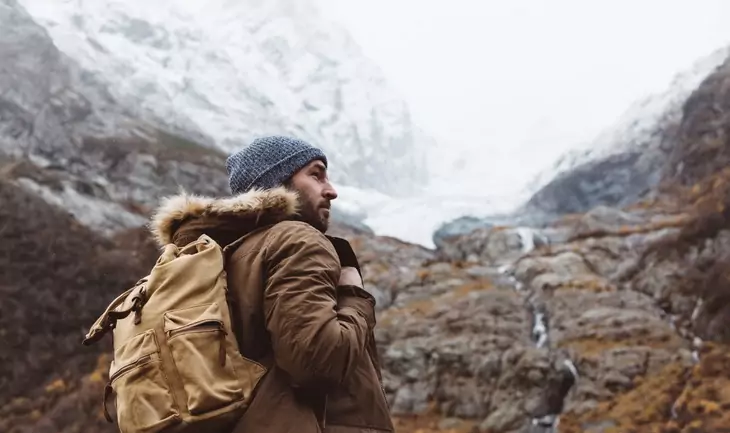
left=297, top=198, right=329, bottom=233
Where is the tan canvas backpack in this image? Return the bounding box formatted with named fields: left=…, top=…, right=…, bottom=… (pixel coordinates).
left=83, top=234, right=266, bottom=433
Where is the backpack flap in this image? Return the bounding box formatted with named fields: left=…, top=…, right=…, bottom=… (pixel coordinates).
left=83, top=280, right=148, bottom=346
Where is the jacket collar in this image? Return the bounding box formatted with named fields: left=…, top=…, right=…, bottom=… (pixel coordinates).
left=148, top=187, right=300, bottom=247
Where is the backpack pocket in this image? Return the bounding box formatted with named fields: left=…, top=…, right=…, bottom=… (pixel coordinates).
left=109, top=330, right=180, bottom=433
left=164, top=303, right=244, bottom=415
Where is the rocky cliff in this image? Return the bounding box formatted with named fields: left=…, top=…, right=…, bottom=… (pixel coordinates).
left=0, top=0, right=232, bottom=237
left=409, top=50, right=730, bottom=432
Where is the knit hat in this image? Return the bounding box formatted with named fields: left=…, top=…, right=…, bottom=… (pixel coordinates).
left=226, top=136, right=328, bottom=194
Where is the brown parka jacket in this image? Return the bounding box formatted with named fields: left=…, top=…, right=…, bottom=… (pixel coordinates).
left=150, top=187, right=394, bottom=433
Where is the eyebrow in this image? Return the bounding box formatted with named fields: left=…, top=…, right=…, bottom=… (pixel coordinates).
left=312, top=161, right=327, bottom=171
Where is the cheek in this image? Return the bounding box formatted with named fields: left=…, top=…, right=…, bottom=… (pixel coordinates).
left=302, top=193, right=319, bottom=212
left=292, top=177, right=324, bottom=207
left=303, top=182, right=324, bottom=202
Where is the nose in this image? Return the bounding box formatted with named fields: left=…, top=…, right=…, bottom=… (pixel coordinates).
left=323, top=182, right=338, bottom=201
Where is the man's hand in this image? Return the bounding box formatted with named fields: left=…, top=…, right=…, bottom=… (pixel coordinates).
left=339, top=266, right=363, bottom=288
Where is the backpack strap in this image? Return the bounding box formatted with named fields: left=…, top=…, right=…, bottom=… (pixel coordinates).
left=222, top=233, right=253, bottom=257
left=82, top=284, right=142, bottom=346
left=82, top=278, right=147, bottom=346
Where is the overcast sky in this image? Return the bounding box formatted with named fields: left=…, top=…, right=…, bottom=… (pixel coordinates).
left=317, top=0, right=730, bottom=190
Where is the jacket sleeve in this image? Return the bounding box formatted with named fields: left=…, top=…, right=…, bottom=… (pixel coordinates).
left=262, top=221, right=376, bottom=387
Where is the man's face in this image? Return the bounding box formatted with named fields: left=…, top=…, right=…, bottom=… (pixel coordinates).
left=288, top=159, right=338, bottom=233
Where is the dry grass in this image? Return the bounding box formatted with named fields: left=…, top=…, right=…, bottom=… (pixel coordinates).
left=0, top=178, right=154, bottom=432
left=392, top=414, right=477, bottom=433
left=557, top=332, right=684, bottom=359
left=560, top=361, right=689, bottom=433
left=669, top=343, right=730, bottom=432
left=552, top=277, right=617, bottom=294
left=568, top=214, right=690, bottom=242
left=559, top=344, right=730, bottom=433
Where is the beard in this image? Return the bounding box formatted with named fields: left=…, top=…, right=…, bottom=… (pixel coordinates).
left=295, top=196, right=330, bottom=233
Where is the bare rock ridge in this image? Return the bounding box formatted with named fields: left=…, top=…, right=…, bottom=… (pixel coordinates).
left=0, top=0, right=232, bottom=236
left=661, top=54, right=730, bottom=188
left=4, top=0, right=730, bottom=432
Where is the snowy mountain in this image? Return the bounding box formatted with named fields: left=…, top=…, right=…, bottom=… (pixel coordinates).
left=523, top=46, right=730, bottom=198
left=432, top=45, right=730, bottom=243
left=17, top=0, right=433, bottom=196
left=320, top=43, right=730, bottom=248
left=15, top=0, right=730, bottom=249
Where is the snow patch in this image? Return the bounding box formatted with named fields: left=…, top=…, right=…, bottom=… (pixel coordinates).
left=15, top=178, right=146, bottom=236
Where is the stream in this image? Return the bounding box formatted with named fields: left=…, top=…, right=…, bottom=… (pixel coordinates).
left=506, top=228, right=580, bottom=433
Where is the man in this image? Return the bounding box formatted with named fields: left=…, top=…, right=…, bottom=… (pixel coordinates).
left=150, top=136, right=394, bottom=433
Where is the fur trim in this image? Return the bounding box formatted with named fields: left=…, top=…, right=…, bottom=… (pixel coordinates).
left=149, top=187, right=299, bottom=246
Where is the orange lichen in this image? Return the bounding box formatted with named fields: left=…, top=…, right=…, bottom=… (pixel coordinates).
left=451, top=280, right=493, bottom=297
left=44, top=379, right=67, bottom=393
left=561, top=343, right=730, bottom=433
left=378, top=297, right=437, bottom=326
left=392, top=414, right=477, bottom=433
left=558, top=333, right=684, bottom=358
left=553, top=278, right=617, bottom=293
left=451, top=261, right=469, bottom=270
left=416, top=269, right=431, bottom=282
left=670, top=342, right=730, bottom=432
left=86, top=354, right=111, bottom=384
left=569, top=214, right=691, bottom=242
left=560, top=361, right=688, bottom=433
left=552, top=212, right=587, bottom=226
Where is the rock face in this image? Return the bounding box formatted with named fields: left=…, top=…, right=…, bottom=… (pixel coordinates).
left=661, top=55, right=730, bottom=188
left=521, top=150, right=659, bottom=216
left=17, top=0, right=434, bottom=196
left=0, top=0, right=135, bottom=159
left=432, top=216, right=494, bottom=250
left=0, top=0, right=230, bottom=236
left=425, top=200, right=730, bottom=432
left=419, top=53, right=730, bottom=432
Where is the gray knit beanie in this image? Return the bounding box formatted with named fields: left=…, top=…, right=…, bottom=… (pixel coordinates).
left=226, top=135, right=328, bottom=194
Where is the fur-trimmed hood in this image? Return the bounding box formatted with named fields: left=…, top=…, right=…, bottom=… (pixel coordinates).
left=149, top=187, right=300, bottom=248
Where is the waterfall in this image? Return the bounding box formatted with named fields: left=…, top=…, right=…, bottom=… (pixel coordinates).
left=533, top=311, right=548, bottom=348
left=517, top=227, right=536, bottom=253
